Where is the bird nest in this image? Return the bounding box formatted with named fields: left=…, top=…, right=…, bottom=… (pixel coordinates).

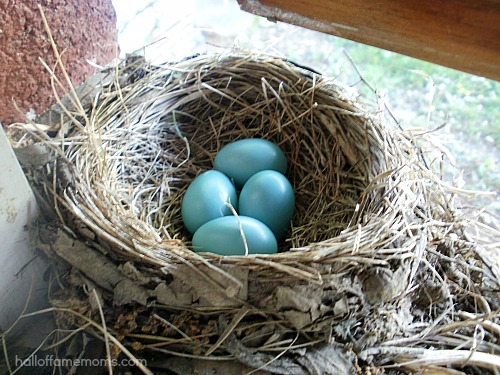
left=8, top=53, right=500, bottom=374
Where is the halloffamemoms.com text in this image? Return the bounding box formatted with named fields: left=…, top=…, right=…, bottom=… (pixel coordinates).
left=15, top=355, right=147, bottom=368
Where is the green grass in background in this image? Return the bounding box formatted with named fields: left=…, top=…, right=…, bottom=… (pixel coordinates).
left=331, top=39, right=499, bottom=142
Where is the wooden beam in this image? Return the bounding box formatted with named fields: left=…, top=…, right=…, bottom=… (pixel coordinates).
left=238, top=0, right=500, bottom=81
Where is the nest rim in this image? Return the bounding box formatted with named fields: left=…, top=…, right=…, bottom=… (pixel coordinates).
left=54, top=53, right=434, bottom=268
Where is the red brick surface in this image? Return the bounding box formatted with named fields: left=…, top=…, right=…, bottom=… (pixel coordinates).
left=0, top=0, right=117, bottom=125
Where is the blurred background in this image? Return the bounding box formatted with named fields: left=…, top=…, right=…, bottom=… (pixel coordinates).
left=111, top=0, right=499, bottom=219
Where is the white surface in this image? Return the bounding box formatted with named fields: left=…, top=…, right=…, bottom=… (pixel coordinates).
left=0, top=126, right=47, bottom=334
left=112, top=0, right=257, bottom=63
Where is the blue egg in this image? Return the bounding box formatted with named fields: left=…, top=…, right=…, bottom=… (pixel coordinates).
left=239, top=170, right=295, bottom=241
left=192, top=216, right=278, bottom=256
left=181, top=170, right=238, bottom=234
left=214, top=138, right=287, bottom=188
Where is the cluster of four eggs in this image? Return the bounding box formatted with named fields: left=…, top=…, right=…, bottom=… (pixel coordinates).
left=182, top=139, right=295, bottom=256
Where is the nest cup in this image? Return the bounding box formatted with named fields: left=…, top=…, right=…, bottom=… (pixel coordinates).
left=170, top=59, right=385, bottom=250
left=10, top=53, right=500, bottom=373
left=80, top=54, right=404, bottom=254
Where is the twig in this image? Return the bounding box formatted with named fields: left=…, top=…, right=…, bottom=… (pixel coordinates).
left=205, top=307, right=250, bottom=356
left=153, top=314, right=193, bottom=342
left=92, top=289, right=113, bottom=375
left=225, top=202, right=249, bottom=256
left=458, top=311, right=500, bottom=338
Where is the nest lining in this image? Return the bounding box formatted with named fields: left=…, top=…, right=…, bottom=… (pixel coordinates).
left=8, top=53, right=500, bottom=374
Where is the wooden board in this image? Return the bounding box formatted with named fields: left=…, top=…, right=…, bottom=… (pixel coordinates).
left=237, top=0, right=500, bottom=81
